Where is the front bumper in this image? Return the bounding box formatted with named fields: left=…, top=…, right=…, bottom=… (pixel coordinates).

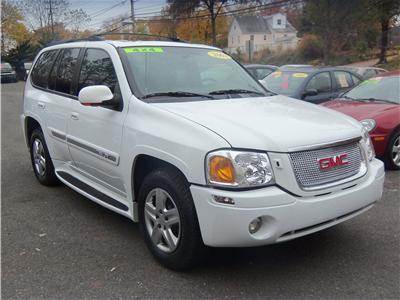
left=191, top=159, right=385, bottom=247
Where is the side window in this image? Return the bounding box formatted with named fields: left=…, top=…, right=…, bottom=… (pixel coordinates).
left=31, top=50, right=58, bottom=88
left=54, top=48, right=80, bottom=95
left=306, top=72, right=331, bottom=93
left=334, top=71, right=353, bottom=89
left=77, top=49, right=118, bottom=94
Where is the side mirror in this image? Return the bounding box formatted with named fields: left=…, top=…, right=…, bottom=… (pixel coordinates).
left=303, top=88, right=318, bottom=97
left=78, top=85, right=113, bottom=106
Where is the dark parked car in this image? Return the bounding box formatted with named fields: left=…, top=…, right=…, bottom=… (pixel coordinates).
left=0, top=62, right=18, bottom=83
left=245, top=64, right=278, bottom=80
left=260, top=66, right=363, bottom=104
left=323, top=71, right=400, bottom=170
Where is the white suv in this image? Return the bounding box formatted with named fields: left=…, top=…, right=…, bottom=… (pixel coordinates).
left=21, top=39, right=385, bottom=270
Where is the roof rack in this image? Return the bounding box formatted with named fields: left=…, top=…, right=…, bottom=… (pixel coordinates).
left=44, top=32, right=185, bottom=48
left=91, top=32, right=185, bottom=43
left=45, top=35, right=104, bottom=47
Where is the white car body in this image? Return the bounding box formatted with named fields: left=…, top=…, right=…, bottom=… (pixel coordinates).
left=22, top=40, right=384, bottom=250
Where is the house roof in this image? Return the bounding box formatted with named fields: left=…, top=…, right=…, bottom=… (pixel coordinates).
left=234, top=15, right=297, bottom=34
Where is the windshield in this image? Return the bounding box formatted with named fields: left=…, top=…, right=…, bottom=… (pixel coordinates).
left=121, top=46, right=267, bottom=101
left=345, top=76, right=400, bottom=104
left=260, top=70, right=310, bottom=96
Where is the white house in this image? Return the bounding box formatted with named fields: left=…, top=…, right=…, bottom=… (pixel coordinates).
left=227, top=13, right=299, bottom=54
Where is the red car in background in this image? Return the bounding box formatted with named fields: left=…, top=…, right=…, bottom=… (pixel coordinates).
left=323, top=71, right=400, bottom=170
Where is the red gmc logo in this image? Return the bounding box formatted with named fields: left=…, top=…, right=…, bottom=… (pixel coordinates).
left=318, top=154, right=349, bottom=170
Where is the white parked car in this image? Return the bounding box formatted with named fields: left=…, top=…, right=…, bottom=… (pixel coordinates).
left=21, top=39, right=385, bottom=270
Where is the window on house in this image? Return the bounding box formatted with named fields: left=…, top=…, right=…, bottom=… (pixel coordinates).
left=250, top=35, right=254, bottom=41
left=264, top=35, right=266, bottom=40
left=277, top=19, right=282, bottom=25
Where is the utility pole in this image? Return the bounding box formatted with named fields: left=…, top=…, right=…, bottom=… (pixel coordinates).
left=130, top=0, right=135, bottom=33
left=48, top=0, right=55, bottom=38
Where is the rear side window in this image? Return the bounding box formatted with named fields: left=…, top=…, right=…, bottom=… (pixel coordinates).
left=77, top=49, right=118, bottom=94
left=334, top=71, right=353, bottom=89
left=31, top=50, right=58, bottom=88
left=50, top=48, right=80, bottom=95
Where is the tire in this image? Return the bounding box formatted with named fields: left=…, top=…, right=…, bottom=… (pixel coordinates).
left=385, top=129, right=400, bottom=170
left=29, top=128, right=59, bottom=185
left=138, top=167, right=205, bottom=270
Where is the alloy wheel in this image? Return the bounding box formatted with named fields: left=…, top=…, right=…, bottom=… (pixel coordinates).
left=144, top=188, right=181, bottom=253
left=392, top=136, right=400, bottom=167
left=32, top=138, right=46, bottom=176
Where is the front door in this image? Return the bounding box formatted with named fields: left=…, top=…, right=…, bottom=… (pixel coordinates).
left=67, top=48, right=127, bottom=195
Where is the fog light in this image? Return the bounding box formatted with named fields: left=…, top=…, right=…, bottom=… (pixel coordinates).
left=213, top=195, right=235, bottom=205
left=249, top=217, right=262, bottom=234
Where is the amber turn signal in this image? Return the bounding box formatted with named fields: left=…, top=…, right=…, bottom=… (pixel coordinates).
left=209, top=155, right=235, bottom=184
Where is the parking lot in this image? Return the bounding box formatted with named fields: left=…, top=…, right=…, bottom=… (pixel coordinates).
left=1, top=81, right=399, bottom=299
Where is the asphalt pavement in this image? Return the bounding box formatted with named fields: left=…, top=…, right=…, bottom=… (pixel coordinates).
left=2, top=82, right=399, bottom=299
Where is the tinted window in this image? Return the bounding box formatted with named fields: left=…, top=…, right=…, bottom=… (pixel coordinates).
left=48, top=51, right=63, bottom=91
left=364, top=69, right=376, bottom=79
left=306, top=72, right=331, bottom=92
left=31, top=50, right=58, bottom=88
left=78, top=49, right=118, bottom=94
left=254, top=68, right=274, bottom=80
left=334, top=71, right=353, bottom=89
left=54, top=48, right=80, bottom=94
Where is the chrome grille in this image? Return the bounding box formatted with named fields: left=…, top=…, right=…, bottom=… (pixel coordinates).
left=289, top=142, right=363, bottom=189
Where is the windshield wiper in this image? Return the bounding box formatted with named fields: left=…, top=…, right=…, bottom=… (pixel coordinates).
left=142, top=91, right=214, bottom=100
left=209, top=89, right=265, bottom=96
left=350, top=97, right=398, bottom=105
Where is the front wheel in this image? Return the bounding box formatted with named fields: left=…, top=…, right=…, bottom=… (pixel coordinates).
left=138, top=167, right=205, bottom=270
left=385, top=129, right=400, bottom=170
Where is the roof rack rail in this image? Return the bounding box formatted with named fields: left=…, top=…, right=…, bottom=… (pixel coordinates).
left=45, top=35, right=104, bottom=47
left=91, top=32, right=185, bottom=43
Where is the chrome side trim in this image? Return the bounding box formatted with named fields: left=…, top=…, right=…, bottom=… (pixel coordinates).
left=67, top=136, right=119, bottom=165
left=288, top=136, right=361, bottom=152
left=49, top=127, right=66, bottom=141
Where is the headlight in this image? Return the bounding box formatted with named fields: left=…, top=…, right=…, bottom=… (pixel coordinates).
left=360, top=119, right=376, bottom=132
left=362, top=129, right=375, bottom=161
left=206, top=150, right=274, bottom=188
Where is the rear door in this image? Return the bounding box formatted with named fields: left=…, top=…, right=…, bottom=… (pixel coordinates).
left=67, top=47, right=127, bottom=195
left=28, top=49, right=80, bottom=163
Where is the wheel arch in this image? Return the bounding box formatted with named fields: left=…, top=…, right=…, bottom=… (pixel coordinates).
left=131, top=154, right=190, bottom=204
left=24, top=116, right=42, bottom=148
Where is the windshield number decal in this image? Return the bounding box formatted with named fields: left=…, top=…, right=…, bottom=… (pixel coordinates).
left=207, top=51, right=231, bottom=59
left=124, top=47, right=164, bottom=53
left=292, top=73, right=308, bottom=78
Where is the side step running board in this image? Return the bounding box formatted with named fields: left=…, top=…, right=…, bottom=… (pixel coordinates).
left=57, top=171, right=129, bottom=211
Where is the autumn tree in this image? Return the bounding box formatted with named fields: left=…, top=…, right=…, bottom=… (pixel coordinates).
left=1, top=0, right=30, bottom=53
left=167, top=0, right=231, bottom=46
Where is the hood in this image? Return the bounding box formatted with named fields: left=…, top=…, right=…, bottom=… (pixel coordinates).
left=152, top=95, right=362, bottom=152
left=323, top=99, right=399, bottom=121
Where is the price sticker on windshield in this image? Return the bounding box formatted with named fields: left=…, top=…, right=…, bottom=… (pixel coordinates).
left=124, top=47, right=164, bottom=53
left=361, top=77, right=383, bottom=85
left=208, top=51, right=231, bottom=60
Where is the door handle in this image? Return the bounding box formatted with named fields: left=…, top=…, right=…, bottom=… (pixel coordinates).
left=71, top=112, right=79, bottom=120
left=37, top=102, right=46, bottom=109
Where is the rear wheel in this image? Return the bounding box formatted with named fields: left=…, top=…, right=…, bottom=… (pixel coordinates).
left=29, top=129, right=59, bottom=185
left=385, top=129, right=400, bottom=170
left=138, top=167, right=205, bottom=270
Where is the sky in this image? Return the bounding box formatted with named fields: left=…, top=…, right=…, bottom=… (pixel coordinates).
left=70, top=0, right=167, bottom=30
